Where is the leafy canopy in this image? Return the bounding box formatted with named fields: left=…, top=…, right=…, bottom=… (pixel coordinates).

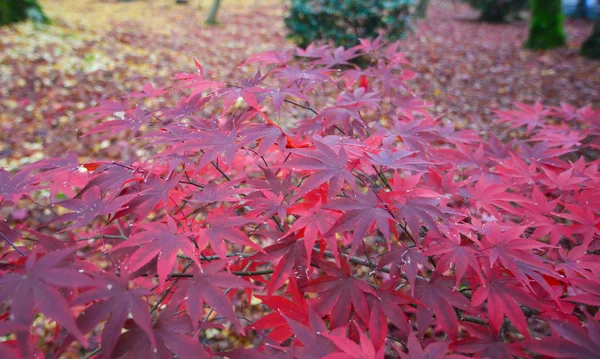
left=1, top=37, right=600, bottom=358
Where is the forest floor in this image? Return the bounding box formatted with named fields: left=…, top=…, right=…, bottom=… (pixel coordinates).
left=0, top=0, right=598, bottom=169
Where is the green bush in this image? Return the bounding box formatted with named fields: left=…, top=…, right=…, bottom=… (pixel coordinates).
left=0, top=0, right=49, bottom=26
left=464, top=0, right=527, bottom=23
left=284, top=0, right=414, bottom=48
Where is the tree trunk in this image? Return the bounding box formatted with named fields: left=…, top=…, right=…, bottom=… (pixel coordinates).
left=526, top=0, right=566, bottom=49
left=581, top=14, right=600, bottom=59
left=414, top=0, right=430, bottom=19
left=575, top=0, right=587, bottom=18
left=480, top=3, right=509, bottom=23
left=205, top=0, right=221, bottom=25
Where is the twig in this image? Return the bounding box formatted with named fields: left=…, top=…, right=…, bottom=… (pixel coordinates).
left=0, top=231, right=25, bottom=256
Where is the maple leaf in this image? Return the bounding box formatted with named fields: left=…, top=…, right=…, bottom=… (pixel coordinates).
left=251, top=277, right=308, bottom=342
left=252, top=235, right=311, bottom=296
left=0, top=322, right=29, bottom=359
left=425, top=230, right=483, bottom=287
left=555, top=244, right=600, bottom=279
left=370, top=281, right=415, bottom=339
left=314, top=46, right=360, bottom=68
left=0, top=168, right=36, bottom=203
left=477, top=223, right=550, bottom=280
left=244, top=50, right=293, bottom=67
left=366, top=149, right=429, bottom=172
left=392, top=94, right=431, bottom=118
left=411, top=277, right=477, bottom=340
left=524, top=314, right=600, bottom=359
left=77, top=99, right=128, bottom=122
left=286, top=193, right=338, bottom=266
left=159, top=95, right=211, bottom=122
left=129, top=82, right=167, bottom=99
left=302, top=257, right=378, bottom=329
left=174, top=127, right=244, bottom=170
left=274, top=65, right=334, bottom=88
left=246, top=189, right=289, bottom=224
left=399, top=332, right=469, bottom=359
left=495, top=101, right=550, bottom=135
left=312, top=105, right=366, bottom=135
left=453, top=322, right=529, bottom=359
left=516, top=141, right=573, bottom=168
left=219, top=84, right=269, bottom=112
left=279, top=140, right=355, bottom=198
left=379, top=244, right=432, bottom=292
left=393, top=196, right=446, bottom=238
left=188, top=181, right=248, bottom=205
left=77, top=163, right=144, bottom=196
left=261, top=86, right=308, bottom=116
left=171, top=260, right=256, bottom=334
left=246, top=166, right=294, bottom=197
left=320, top=324, right=386, bottom=359
left=111, top=222, right=201, bottom=285
left=24, top=151, right=79, bottom=175
left=72, top=273, right=156, bottom=359
left=531, top=127, right=585, bottom=150
left=240, top=122, right=289, bottom=155
left=83, top=105, right=150, bottom=137
left=280, top=309, right=341, bottom=359
left=115, top=173, right=181, bottom=219
left=472, top=268, right=542, bottom=338
left=0, top=247, right=93, bottom=352
left=336, top=87, right=380, bottom=109
left=492, top=154, right=539, bottom=187
left=540, top=167, right=586, bottom=191
left=196, top=212, right=263, bottom=259
left=51, top=186, right=133, bottom=229
left=111, top=305, right=211, bottom=359
left=172, top=59, right=225, bottom=100
left=554, top=203, right=600, bottom=245
left=323, top=191, right=396, bottom=254
left=459, top=177, right=532, bottom=215
left=391, top=117, right=440, bottom=152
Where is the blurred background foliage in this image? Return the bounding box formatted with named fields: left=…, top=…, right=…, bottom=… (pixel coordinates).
left=284, top=0, right=416, bottom=47
left=0, top=0, right=49, bottom=26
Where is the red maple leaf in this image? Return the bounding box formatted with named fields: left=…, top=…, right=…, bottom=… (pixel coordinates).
left=51, top=186, right=134, bottom=229
left=111, top=305, right=212, bottom=359
left=279, top=140, right=355, bottom=198
left=72, top=272, right=156, bottom=359
left=472, top=268, right=542, bottom=338
left=323, top=191, right=395, bottom=254
left=302, top=257, right=377, bottom=329
left=171, top=260, right=256, bottom=334
left=111, top=221, right=201, bottom=285
left=0, top=247, right=93, bottom=354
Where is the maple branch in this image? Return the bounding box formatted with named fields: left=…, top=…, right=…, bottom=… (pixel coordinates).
left=283, top=98, right=318, bottom=115
left=386, top=335, right=407, bottom=349
left=461, top=315, right=487, bottom=326
left=151, top=261, right=195, bottom=314
left=168, top=269, right=273, bottom=278
left=0, top=232, right=25, bottom=256
left=76, top=234, right=127, bottom=242
left=352, top=170, right=417, bottom=244
left=200, top=149, right=231, bottom=181
left=372, top=165, right=392, bottom=191
left=83, top=347, right=102, bottom=359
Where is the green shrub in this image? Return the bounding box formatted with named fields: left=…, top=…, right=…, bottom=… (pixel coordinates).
left=464, top=0, right=527, bottom=23
left=284, top=0, right=414, bottom=48
left=0, top=0, right=49, bottom=26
